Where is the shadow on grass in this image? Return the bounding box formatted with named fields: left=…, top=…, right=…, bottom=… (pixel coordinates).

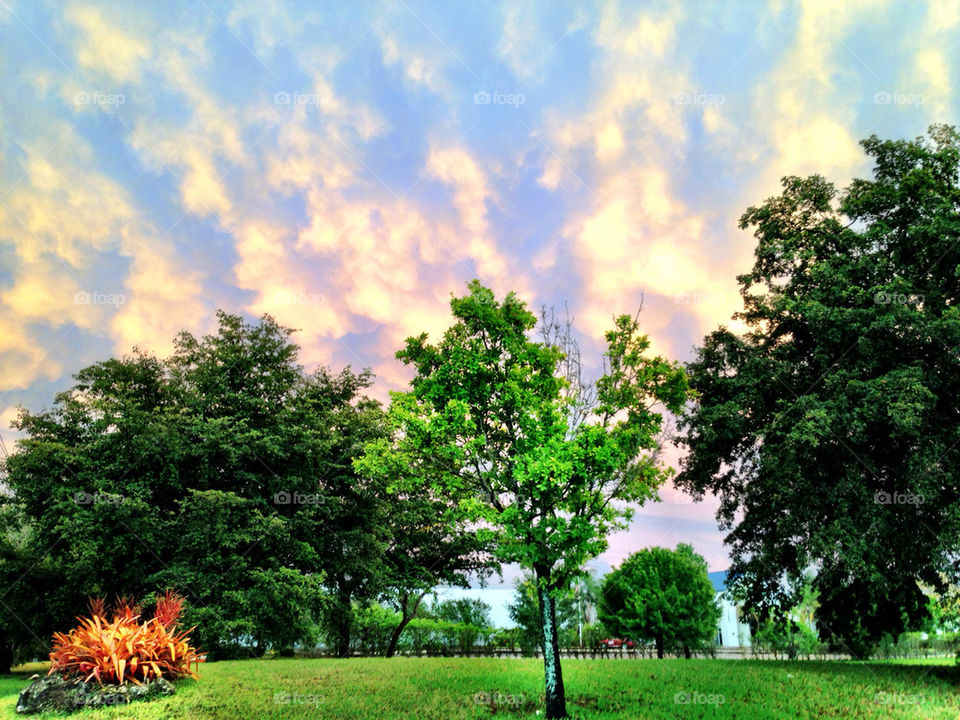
left=736, top=659, right=959, bottom=687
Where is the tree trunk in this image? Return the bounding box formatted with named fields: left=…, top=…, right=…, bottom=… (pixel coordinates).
left=683, top=644, right=691, bottom=659
left=385, top=616, right=411, bottom=658
left=0, top=635, right=13, bottom=675
left=535, top=569, right=568, bottom=719
left=656, top=632, right=664, bottom=659
left=332, top=588, right=353, bottom=658
left=384, top=592, right=425, bottom=658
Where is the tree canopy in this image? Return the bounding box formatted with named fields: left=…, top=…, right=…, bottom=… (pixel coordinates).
left=357, top=281, right=693, bottom=718
left=677, top=125, right=960, bottom=657
left=0, top=311, right=483, bottom=667
left=598, top=544, right=719, bottom=658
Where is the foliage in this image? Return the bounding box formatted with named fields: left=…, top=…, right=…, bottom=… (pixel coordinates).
left=350, top=605, right=403, bottom=656
left=677, top=125, right=960, bottom=657
left=874, top=631, right=960, bottom=659
left=0, top=501, right=54, bottom=674
left=598, top=544, right=720, bottom=658
left=327, top=602, right=497, bottom=656
left=429, top=599, right=493, bottom=652
left=508, top=574, right=579, bottom=654
left=48, top=595, right=202, bottom=685
left=357, top=281, right=693, bottom=718
left=752, top=617, right=823, bottom=659
left=0, top=312, right=406, bottom=662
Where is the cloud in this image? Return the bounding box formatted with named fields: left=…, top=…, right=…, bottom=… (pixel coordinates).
left=379, top=32, right=446, bottom=95
left=111, top=231, right=209, bottom=357
left=64, top=4, right=152, bottom=83
left=5, top=0, right=959, bottom=572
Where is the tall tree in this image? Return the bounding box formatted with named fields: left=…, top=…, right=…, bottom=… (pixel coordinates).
left=1, top=312, right=380, bottom=659
left=598, top=544, right=720, bottom=658
left=677, top=125, right=960, bottom=657
left=358, top=281, right=692, bottom=718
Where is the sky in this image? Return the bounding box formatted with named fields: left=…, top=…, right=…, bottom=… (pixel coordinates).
left=0, top=0, right=957, bottom=583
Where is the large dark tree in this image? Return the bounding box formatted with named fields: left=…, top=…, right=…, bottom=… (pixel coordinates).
left=358, top=281, right=692, bottom=718
left=1, top=313, right=381, bottom=660
left=677, top=125, right=960, bottom=657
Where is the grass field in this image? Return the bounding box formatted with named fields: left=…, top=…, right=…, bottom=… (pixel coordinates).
left=2, top=657, right=958, bottom=719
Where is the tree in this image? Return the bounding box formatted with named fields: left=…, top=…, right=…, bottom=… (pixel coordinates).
left=296, top=367, right=389, bottom=659
left=376, top=488, right=493, bottom=658
left=1, top=312, right=380, bottom=659
left=0, top=500, right=58, bottom=674
left=357, top=281, right=693, bottom=718
left=432, top=598, right=493, bottom=652
left=676, top=125, right=960, bottom=657
left=508, top=573, right=579, bottom=654
left=598, top=544, right=719, bottom=658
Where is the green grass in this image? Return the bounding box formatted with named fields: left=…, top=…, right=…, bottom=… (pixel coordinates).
left=2, top=657, right=957, bottom=719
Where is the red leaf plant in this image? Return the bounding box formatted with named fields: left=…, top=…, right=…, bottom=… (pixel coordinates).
left=48, top=591, right=203, bottom=686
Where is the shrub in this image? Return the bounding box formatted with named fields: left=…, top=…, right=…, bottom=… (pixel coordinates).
left=753, top=616, right=825, bottom=659
left=48, top=593, right=203, bottom=685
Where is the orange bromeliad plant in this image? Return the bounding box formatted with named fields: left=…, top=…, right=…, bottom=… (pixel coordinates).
left=48, top=591, right=203, bottom=685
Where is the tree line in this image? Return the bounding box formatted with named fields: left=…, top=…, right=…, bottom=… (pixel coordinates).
left=3, top=125, right=960, bottom=719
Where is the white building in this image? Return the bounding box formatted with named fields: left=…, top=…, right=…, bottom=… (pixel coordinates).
left=708, top=570, right=752, bottom=647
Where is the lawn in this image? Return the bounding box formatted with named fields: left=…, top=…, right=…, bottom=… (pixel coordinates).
left=1, top=657, right=957, bottom=719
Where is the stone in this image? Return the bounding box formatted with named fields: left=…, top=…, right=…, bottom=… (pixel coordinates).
left=16, top=674, right=175, bottom=714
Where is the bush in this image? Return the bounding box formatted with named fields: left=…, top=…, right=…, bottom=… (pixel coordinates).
left=48, top=593, right=203, bottom=685
left=352, top=605, right=401, bottom=655
left=875, top=631, right=960, bottom=659
left=752, top=616, right=824, bottom=659
left=580, top=622, right=611, bottom=649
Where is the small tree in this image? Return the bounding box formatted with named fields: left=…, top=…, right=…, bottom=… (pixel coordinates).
left=508, top=573, right=579, bottom=655
left=357, top=281, right=692, bottom=718
left=599, top=544, right=720, bottom=658
left=377, top=490, right=493, bottom=658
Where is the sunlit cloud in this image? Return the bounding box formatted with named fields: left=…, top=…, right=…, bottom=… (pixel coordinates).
left=1, top=0, right=956, bottom=569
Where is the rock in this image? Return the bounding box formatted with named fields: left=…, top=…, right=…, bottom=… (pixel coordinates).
left=16, top=675, right=175, bottom=714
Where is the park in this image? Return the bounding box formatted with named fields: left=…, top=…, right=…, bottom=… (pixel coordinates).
left=1, top=2, right=960, bottom=718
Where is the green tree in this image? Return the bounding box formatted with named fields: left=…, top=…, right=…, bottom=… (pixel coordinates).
left=0, top=500, right=58, bottom=673
left=378, top=498, right=492, bottom=658
left=1, top=312, right=379, bottom=659
left=508, top=573, right=578, bottom=654
left=598, top=544, right=719, bottom=658
left=357, top=281, right=693, bottom=718
left=677, top=125, right=960, bottom=657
